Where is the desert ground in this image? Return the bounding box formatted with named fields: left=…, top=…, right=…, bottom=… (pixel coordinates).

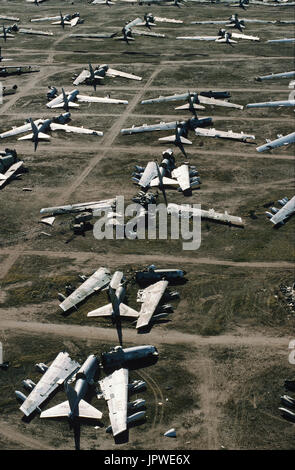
left=0, top=0, right=294, bottom=451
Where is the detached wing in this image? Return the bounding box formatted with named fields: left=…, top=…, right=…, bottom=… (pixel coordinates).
left=136, top=280, right=169, bottom=329
left=270, top=196, right=295, bottom=225
left=199, top=95, right=243, bottom=109
left=99, top=368, right=129, bottom=436
left=171, top=164, right=191, bottom=192
left=106, top=68, right=142, bottom=81
left=195, top=127, right=255, bottom=141
left=77, top=94, right=128, bottom=104
left=232, top=32, right=260, bottom=41
left=50, top=122, right=103, bottom=136
left=73, top=69, right=91, bottom=85
left=20, top=352, right=80, bottom=417
left=138, top=161, right=158, bottom=188
left=0, top=161, right=24, bottom=188
left=256, top=132, right=295, bottom=152
left=59, top=267, right=112, bottom=312
left=121, top=121, right=179, bottom=135
left=176, top=36, right=218, bottom=41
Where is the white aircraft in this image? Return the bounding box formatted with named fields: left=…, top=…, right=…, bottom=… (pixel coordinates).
left=255, top=71, right=295, bottom=81
left=265, top=196, right=295, bottom=225
left=58, top=267, right=112, bottom=313
left=46, top=88, right=128, bottom=111
left=177, top=28, right=260, bottom=43
left=73, top=64, right=142, bottom=90
left=92, top=0, right=117, bottom=4
left=0, top=149, right=24, bottom=189
left=246, top=99, right=295, bottom=108
left=141, top=91, right=244, bottom=110
left=167, top=203, right=244, bottom=227
left=256, top=131, right=295, bottom=152
left=194, top=128, right=255, bottom=142
left=132, top=149, right=200, bottom=192
left=0, top=114, right=104, bottom=150
left=31, top=12, right=82, bottom=27
left=17, top=352, right=80, bottom=417
left=266, top=38, right=295, bottom=43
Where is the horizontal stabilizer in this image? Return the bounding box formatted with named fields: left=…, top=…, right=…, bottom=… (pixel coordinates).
left=40, top=399, right=102, bottom=420
left=175, top=103, right=205, bottom=110
left=88, top=303, right=113, bottom=317
left=51, top=102, right=79, bottom=108
left=18, top=133, right=50, bottom=141
left=150, top=176, right=178, bottom=187
left=158, top=135, right=192, bottom=145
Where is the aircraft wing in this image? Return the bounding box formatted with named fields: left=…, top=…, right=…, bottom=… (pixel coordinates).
left=171, top=164, right=190, bottom=192
left=59, top=267, right=112, bottom=312
left=99, top=368, right=129, bottom=436
left=0, top=33, right=14, bottom=38
left=141, top=92, right=190, bottom=105
left=31, top=16, right=61, bottom=22
left=0, top=161, right=24, bottom=189
left=176, top=36, right=219, bottom=41
left=136, top=280, right=169, bottom=329
left=69, top=33, right=117, bottom=39
left=154, top=16, right=183, bottom=23
left=77, top=94, right=128, bottom=104
left=70, top=17, right=80, bottom=27
left=0, top=119, right=44, bottom=139
left=191, top=20, right=228, bottom=24
left=138, top=161, right=158, bottom=188
left=106, top=68, right=142, bottom=81
left=267, top=38, right=295, bottom=43
left=195, top=127, right=255, bottom=141
left=167, top=203, right=244, bottom=227
left=125, top=18, right=142, bottom=30
left=20, top=352, right=80, bottom=417
left=46, top=92, right=65, bottom=108
left=73, top=69, right=91, bottom=85
left=246, top=100, right=295, bottom=108
left=50, top=123, right=103, bottom=136
left=269, top=196, right=295, bottom=225
left=256, top=132, right=295, bottom=152
left=121, top=121, right=180, bottom=135
left=40, top=198, right=116, bottom=216
left=231, top=32, right=260, bottom=41
left=132, top=29, right=165, bottom=38
left=198, top=95, right=243, bottom=109
left=19, top=29, right=54, bottom=36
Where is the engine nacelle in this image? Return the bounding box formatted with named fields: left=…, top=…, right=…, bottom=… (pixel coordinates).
left=265, top=211, right=273, bottom=219
left=128, top=398, right=146, bottom=411
left=22, top=379, right=36, bottom=391
left=128, top=380, right=146, bottom=393
left=35, top=363, right=48, bottom=373
left=270, top=207, right=279, bottom=214
left=131, top=176, right=140, bottom=184
left=134, top=165, right=145, bottom=173
left=278, top=197, right=288, bottom=206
